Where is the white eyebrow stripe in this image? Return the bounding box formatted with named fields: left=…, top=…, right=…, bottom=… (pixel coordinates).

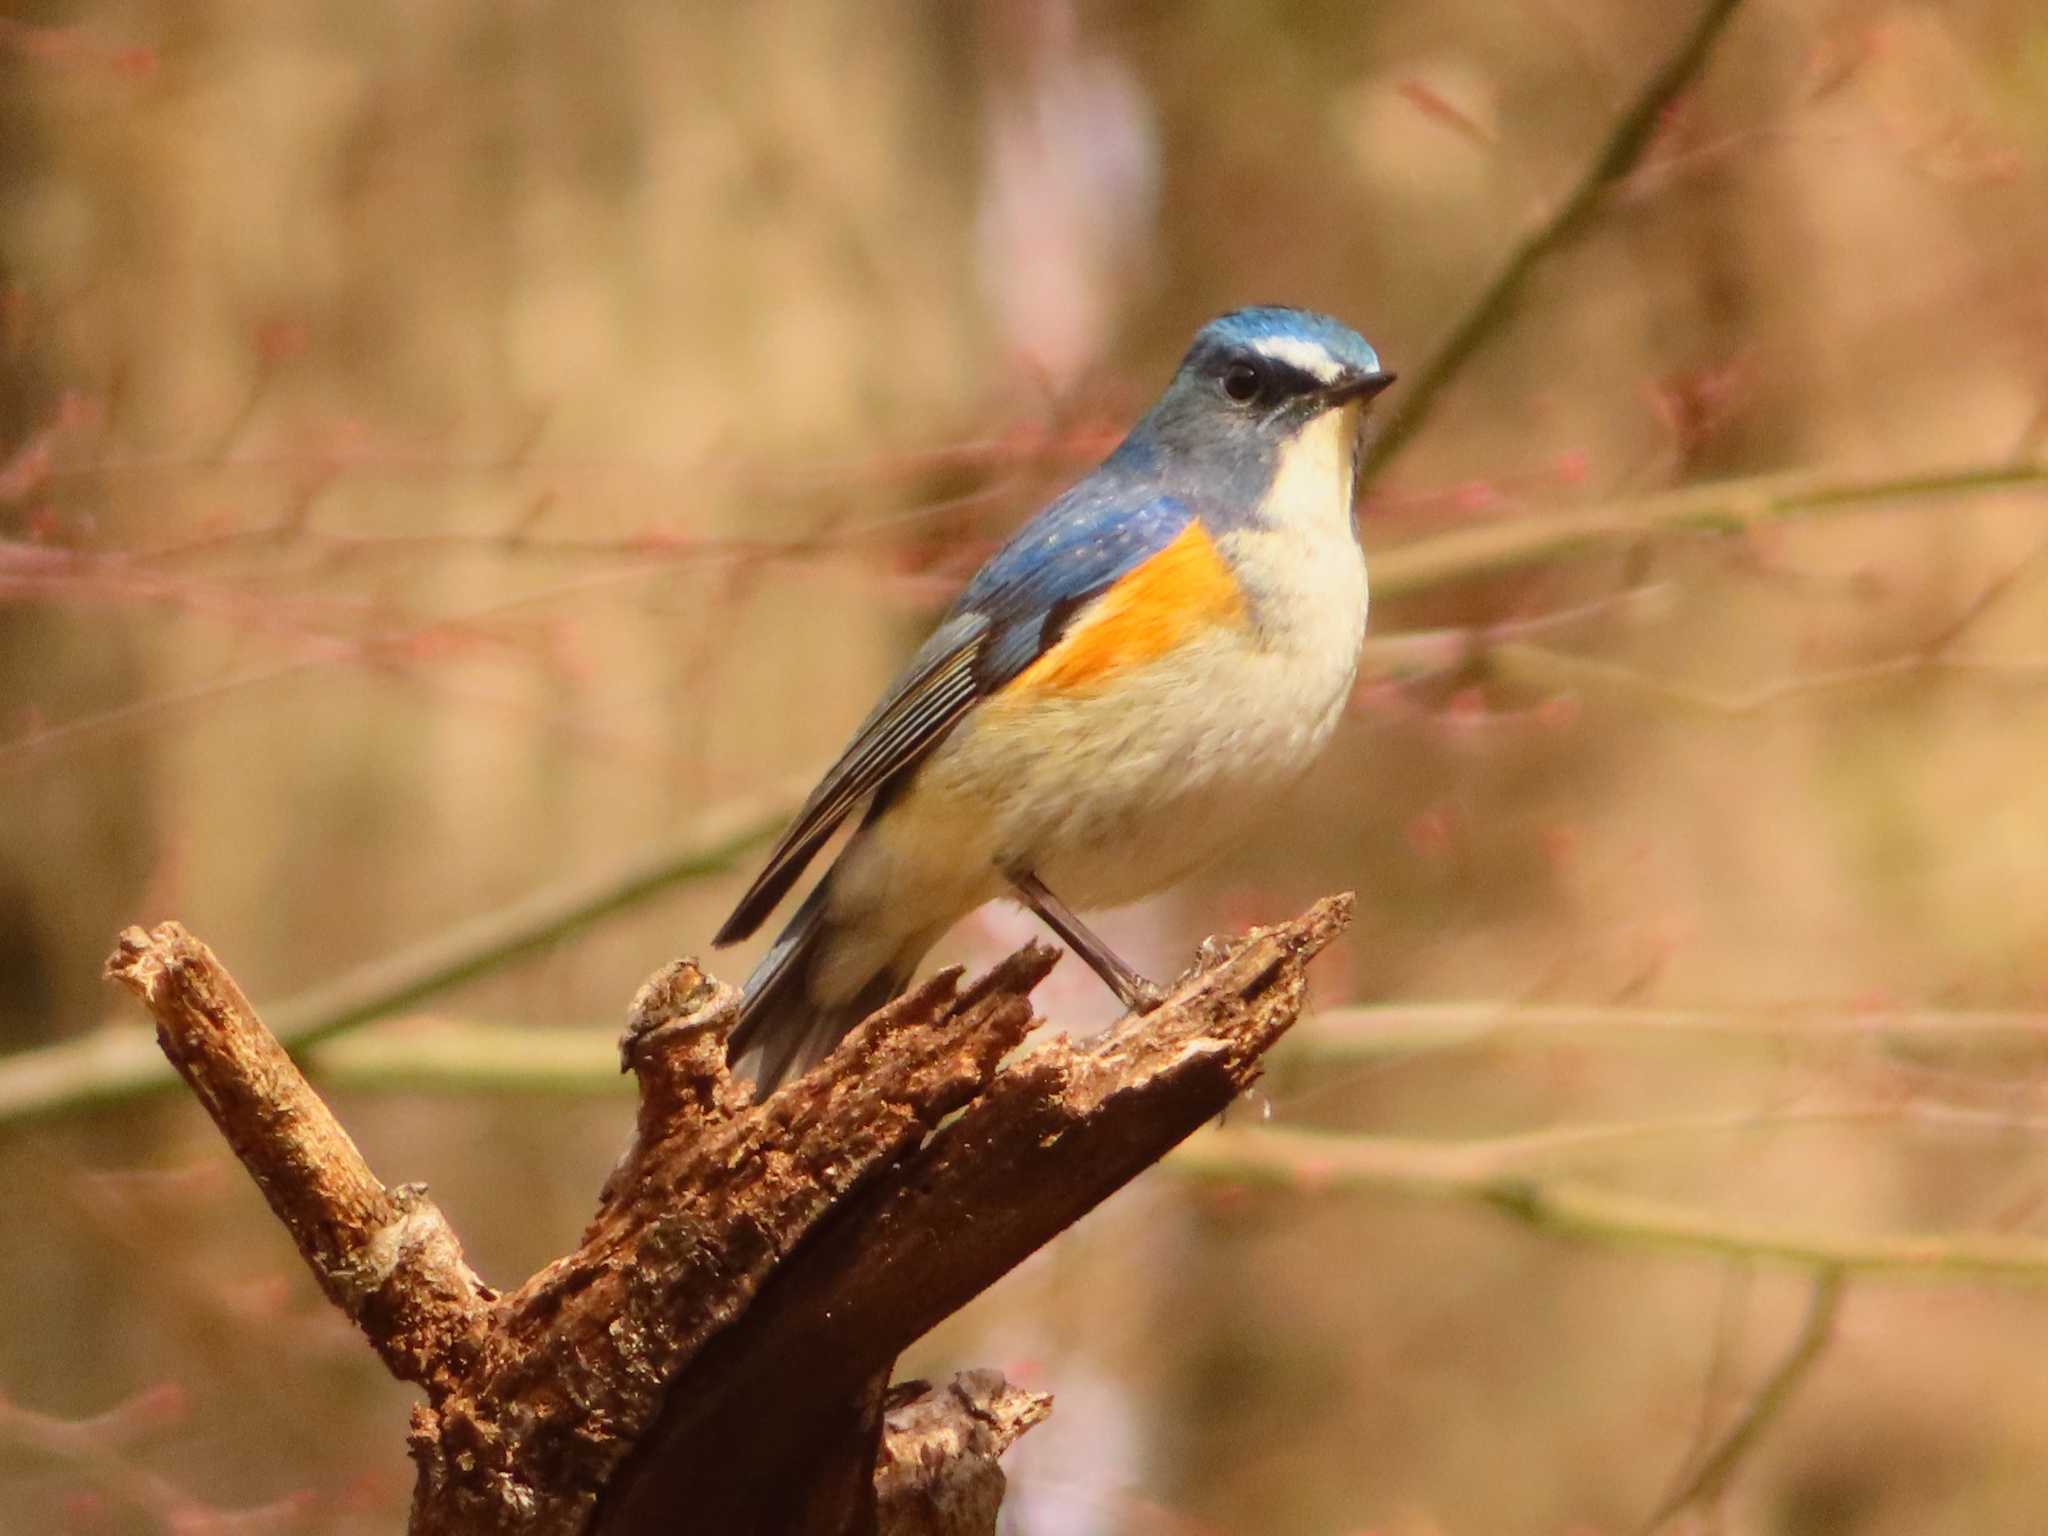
left=1249, top=336, right=1341, bottom=383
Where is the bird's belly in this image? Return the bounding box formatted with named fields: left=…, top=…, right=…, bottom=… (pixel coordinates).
left=912, top=574, right=1364, bottom=907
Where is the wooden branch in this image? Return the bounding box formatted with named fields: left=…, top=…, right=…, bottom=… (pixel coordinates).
left=104, top=924, right=493, bottom=1400
left=874, top=1373, right=1052, bottom=1536
left=104, top=896, right=1350, bottom=1534
left=593, top=897, right=1351, bottom=1534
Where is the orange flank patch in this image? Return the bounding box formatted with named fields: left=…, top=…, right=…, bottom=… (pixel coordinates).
left=1007, top=520, right=1247, bottom=697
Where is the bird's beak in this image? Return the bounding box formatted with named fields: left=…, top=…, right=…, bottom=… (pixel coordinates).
left=1322, top=369, right=1398, bottom=407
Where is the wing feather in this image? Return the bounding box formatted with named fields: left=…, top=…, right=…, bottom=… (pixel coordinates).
left=712, top=629, right=983, bottom=944
left=712, top=484, right=1197, bottom=945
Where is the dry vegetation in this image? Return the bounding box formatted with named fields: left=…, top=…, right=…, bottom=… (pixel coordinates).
left=4, top=2, right=2048, bottom=1533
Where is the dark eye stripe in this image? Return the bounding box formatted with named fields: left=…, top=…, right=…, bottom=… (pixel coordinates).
left=1258, top=360, right=1327, bottom=399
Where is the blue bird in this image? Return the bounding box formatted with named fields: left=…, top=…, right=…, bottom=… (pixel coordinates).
left=716, top=306, right=1394, bottom=1093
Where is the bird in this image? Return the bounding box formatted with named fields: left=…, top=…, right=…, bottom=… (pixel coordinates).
left=713, top=306, right=1394, bottom=1095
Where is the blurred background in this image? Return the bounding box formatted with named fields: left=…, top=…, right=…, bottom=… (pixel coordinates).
left=4, top=1, right=2048, bottom=1532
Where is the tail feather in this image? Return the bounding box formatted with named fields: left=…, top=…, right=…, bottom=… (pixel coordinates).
left=727, top=883, right=904, bottom=1100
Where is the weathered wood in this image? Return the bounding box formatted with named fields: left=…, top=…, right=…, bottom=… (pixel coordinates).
left=595, top=897, right=1352, bottom=1534
left=413, top=948, right=1056, bottom=1534
left=874, top=1373, right=1052, bottom=1536
left=105, top=895, right=1353, bottom=1534
left=105, top=924, right=492, bottom=1401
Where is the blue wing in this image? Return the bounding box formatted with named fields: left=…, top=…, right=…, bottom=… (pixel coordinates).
left=712, top=482, right=1193, bottom=945
left=958, top=487, right=1195, bottom=691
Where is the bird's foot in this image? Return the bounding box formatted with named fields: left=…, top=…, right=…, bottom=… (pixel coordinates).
left=1008, top=869, right=1168, bottom=1017
left=1113, top=971, right=1169, bottom=1015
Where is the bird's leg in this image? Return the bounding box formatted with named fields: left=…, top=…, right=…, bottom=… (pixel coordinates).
left=1007, top=870, right=1167, bottom=1014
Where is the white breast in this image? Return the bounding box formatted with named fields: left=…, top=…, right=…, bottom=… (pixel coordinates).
left=1214, top=401, right=1370, bottom=737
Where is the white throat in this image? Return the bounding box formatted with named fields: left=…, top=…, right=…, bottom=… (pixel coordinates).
left=1211, top=401, right=1369, bottom=667
left=1260, top=403, right=1362, bottom=542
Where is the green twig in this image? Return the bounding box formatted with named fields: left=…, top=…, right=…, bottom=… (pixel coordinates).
left=1357, top=1103, right=2048, bottom=1167
left=3, top=800, right=784, bottom=1128
left=298, top=1037, right=2048, bottom=1162
left=1361, top=0, right=1749, bottom=482
left=1291, top=999, right=2048, bottom=1063
left=310, top=1024, right=626, bottom=1096
left=1168, top=1126, right=2048, bottom=1283
left=18, top=1009, right=2006, bottom=1111
left=126, top=1005, right=2048, bottom=1098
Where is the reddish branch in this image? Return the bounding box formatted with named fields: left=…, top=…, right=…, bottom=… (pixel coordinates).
left=105, top=896, right=1351, bottom=1535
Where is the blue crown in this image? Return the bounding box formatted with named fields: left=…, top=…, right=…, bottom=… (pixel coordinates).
left=1192, top=306, right=1383, bottom=379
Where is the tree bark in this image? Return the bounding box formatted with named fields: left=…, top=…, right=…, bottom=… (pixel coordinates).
left=105, top=894, right=1351, bottom=1534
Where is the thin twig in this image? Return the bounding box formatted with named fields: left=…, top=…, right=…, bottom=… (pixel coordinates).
left=1296, top=1102, right=2048, bottom=1167
left=1360, top=0, right=1750, bottom=481
left=1480, top=533, right=2048, bottom=712
left=1920, top=534, right=2048, bottom=651
left=0, top=1390, right=210, bottom=1531
left=1639, top=1270, right=1846, bottom=1533
left=1489, top=640, right=2048, bottom=715
left=1354, top=583, right=1674, bottom=684
left=0, top=797, right=784, bottom=1127
left=298, top=1036, right=2048, bottom=1152
left=1369, top=459, right=2048, bottom=598
left=207, top=1006, right=2048, bottom=1096
left=1292, top=1000, right=2048, bottom=1062
left=22, top=990, right=2048, bottom=1126
left=1669, top=1268, right=1755, bottom=1517
left=1169, top=1127, right=2048, bottom=1282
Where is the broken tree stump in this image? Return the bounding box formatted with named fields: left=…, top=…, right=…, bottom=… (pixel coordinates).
left=105, top=893, right=1352, bottom=1534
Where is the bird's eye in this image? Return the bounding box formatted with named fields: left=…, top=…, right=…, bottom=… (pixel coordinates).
left=1220, top=361, right=1263, bottom=404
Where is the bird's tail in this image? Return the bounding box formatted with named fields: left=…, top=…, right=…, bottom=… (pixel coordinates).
left=726, top=881, right=907, bottom=1099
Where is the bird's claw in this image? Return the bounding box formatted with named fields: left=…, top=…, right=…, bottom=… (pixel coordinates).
left=1117, top=974, right=1169, bottom=1015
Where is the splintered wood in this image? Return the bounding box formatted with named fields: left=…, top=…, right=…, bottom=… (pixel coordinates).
left=107, top=896, right=1351, bottom=1535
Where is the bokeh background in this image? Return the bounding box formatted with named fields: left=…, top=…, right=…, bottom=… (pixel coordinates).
left=5, top=1, right=2048, bottom=1532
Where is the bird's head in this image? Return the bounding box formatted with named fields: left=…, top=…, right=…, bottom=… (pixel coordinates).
left=1132, top=307, right=1394, bottom=491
